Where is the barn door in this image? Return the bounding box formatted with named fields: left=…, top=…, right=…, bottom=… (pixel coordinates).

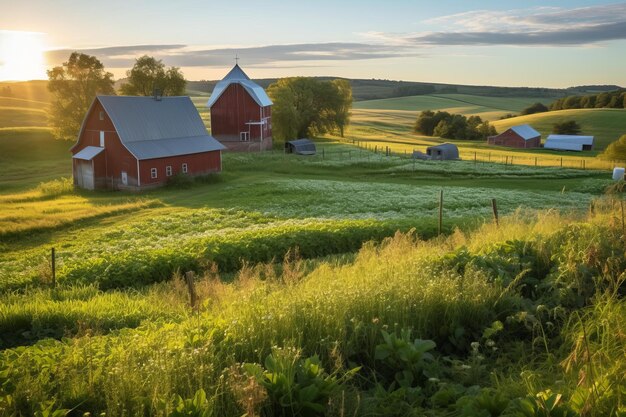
left=121, top=171, right=128, bottom=186
left=81, top=161, right=95, bottom=190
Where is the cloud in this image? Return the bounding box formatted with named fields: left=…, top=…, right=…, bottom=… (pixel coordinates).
left=424, top=3, right=626, bottom=32
left=412, top=21, right=626, bottom=46
left=46, top=42, right=416, bottom=69
left=413, top=3, right=626, bottom=46
left=45, top=44, right=185, bottom=66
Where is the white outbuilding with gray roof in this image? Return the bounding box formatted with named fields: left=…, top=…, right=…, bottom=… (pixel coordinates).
left=544, top=135, right=594, bottom=152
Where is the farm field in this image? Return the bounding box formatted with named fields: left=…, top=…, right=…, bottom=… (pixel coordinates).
left=1, top=89, right=625, bottom=416
left=491, top=108, right=626, bottom=149
left=353, top=93, right=553, bottom=121
left=345, top=98, right=626, bottom=170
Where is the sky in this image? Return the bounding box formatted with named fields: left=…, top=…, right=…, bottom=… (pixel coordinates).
left=1, top=0, right=626, bottom=87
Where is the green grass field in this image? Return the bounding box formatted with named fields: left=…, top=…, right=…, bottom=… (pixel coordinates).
left=0, top=89, right=625, bottom=416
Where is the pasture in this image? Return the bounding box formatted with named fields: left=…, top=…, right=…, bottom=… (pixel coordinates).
left=0, top=90, right=625, bottom=416
left=346, top=94, right=626, bottom=170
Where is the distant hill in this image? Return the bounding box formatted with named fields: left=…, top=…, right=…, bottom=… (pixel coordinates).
left=0, top=80, right=50, bottom=103
left=353, top=94, right=555, bottom=121
left=187, top=78, right=574, bottom=102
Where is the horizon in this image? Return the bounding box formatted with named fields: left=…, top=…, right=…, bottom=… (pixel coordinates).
left=1, top=1, right=626, bottom=88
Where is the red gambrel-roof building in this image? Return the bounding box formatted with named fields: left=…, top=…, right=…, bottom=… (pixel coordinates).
left=71, top=95, right=225, bottom=190
left=487, top=124, right=541, bottom=149
left=207, top=64, right=273, bottom=152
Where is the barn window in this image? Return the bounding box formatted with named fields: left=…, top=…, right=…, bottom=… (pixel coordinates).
left=240, top=132, right=250, bottom=141
left=99, top=131, right=105, bottom=147
left=166, top=166, right=173, bottom=177
left=151, top=168, right=157, bottom=179
left=99, top=111, right=104, bottom=121
left=182, top=163, right=188, bottom=174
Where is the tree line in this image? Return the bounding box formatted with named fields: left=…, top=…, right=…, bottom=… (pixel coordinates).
left=550, top=90, right=626, bottom=111
left=413, top=110, right=497, bottom=140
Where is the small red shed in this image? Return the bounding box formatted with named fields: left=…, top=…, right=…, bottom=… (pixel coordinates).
left=71, top=95, right=225, bottom=190
left=207, top=64, right=273, bottom=152
left=487, top=124, right=541, bottom=148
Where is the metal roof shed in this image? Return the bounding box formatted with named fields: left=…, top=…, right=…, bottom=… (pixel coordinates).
left=545, top=135, right=594, bottom=151
left=285, top=139, right=316, bottom=155
left=426, top=143, right=460, bottom=160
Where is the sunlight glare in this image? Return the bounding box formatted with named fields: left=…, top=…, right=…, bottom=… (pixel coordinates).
left=0, top=31, right=47, bottom=81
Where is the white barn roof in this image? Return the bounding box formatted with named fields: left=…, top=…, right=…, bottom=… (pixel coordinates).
left=509, top=124, right=541, bottom=140
left=206, top=64, right=273, bottom=108
left=89, top=96, right=225, bottom=160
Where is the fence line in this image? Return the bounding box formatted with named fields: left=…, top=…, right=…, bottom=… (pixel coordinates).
left=274, top=140, right=619, bottom=171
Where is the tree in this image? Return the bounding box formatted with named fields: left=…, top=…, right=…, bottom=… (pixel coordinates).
left=520, top=102, right=549, bottom=115
left=47, top=52, right=115, bottom=140
left=562, top=96, right=581, bottom=109
left=552, top=120, right=581, bottom=135
left=119, top=55, right=186, bottom=96
left=414, top=110, right=495, bottom=140
left=330, top=79, right=352, bottom=137
left=601, top=134, right=626, bottom=161
left=267, top=77, right=352, bottom=141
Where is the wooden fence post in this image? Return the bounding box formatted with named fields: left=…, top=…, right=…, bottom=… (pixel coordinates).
left=491, top=199, right=499, bottom=227
left=185, top=271, right=198, bottom=309
left=535, top=157, right=537, bottom=167
left=619, top=198, right=626, bottom=239
left=474, top=152, right=477, bottom=164
left=51, top=247, right=56, bottom=288
left=560, top=157, right=563, bottom=168
left=438, top=190, right=444, bottom=236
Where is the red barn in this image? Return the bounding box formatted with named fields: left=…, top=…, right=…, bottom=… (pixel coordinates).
left=207, top=64, right=273, bottom=152
left=71, top=95, right=225, bottom=190
left=487, top=124, right=541, bottom=148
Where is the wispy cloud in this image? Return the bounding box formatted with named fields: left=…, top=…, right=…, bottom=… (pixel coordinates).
left=46, top=42, right=416, bottom=69
left=413, top=3, right=626, bottom=46
left=412, top=21, right=626, bottom=46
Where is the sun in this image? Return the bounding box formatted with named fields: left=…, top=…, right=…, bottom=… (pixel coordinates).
left=0, top=31, right=47, bottom=81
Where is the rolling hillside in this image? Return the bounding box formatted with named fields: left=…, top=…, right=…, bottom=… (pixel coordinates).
left=353, top=94, right=553, bottom=121
left=492, top=108, right=626, bottom=150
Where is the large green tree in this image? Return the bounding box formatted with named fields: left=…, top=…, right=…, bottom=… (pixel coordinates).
left=267, top=77, right=352, bottom=142
left=119, top=55, right=186, bottom=96
left=47, top=52, right=115, bottom=140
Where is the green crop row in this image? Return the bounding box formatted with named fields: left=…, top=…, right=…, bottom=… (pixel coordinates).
left=59, top=218, right=442, bottom=290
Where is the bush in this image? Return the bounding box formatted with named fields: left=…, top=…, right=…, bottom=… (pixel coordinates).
left=520, top=102, right=549, bottom=115
left=414, top=110, right=496, bottom=140
left=552, top=120, right=581, bottom=135
left=600, top=134, right=626, bottom=161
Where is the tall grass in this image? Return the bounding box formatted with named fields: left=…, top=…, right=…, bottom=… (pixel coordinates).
left=1, top=205, right=624, bottom=416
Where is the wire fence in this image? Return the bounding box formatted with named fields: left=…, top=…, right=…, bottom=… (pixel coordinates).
left=324, top=140, right=620, bottom=171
